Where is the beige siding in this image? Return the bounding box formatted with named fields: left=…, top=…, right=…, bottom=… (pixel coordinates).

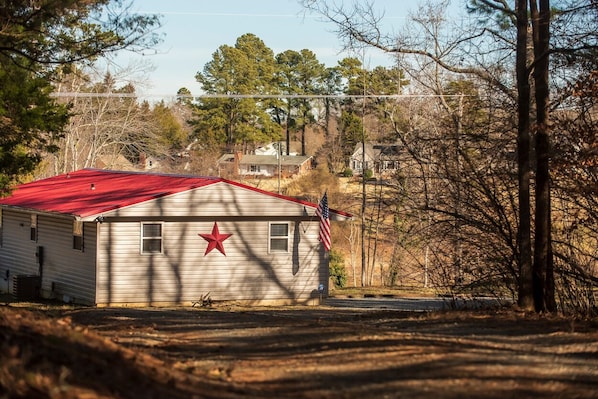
left=97, top=182, right=312, bottom=219
left=0, top=210, right=96, bottom=303
left=37, top=217, right=97, bottom=304
left=0, top=211, right=40, bottom=287
left=2, top=180, right=341, bottom=305
left=96, top=219, right=326, bottom=305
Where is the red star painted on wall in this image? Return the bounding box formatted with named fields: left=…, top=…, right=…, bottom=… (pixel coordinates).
left=199, top=222, right=232, bottom=256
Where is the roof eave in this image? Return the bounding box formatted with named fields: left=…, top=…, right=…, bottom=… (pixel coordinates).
left=1, top=204, right=81, bottom=221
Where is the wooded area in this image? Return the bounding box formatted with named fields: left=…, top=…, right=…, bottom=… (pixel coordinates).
left=0, top=0, right=596, bottom=316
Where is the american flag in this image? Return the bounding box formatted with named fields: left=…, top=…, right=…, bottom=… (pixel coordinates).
left=316, top=192, right=331, bottom=251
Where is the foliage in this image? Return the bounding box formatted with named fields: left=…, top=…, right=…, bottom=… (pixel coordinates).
left=299, top=0, right=597, bottom=315
left=284, top=164, right=339, bottom=201
left=274, top=49, right=326, bottom=155
left=338, top=110, right=364, bottom=159
left=151, top=101, right=187, bottom=150
left=550, top=69, right=598, bottom=317
left=0, top=0, right=161, bottom=68
left=49, top=67, right=163, bottom=173
left=0, top=0, right=161, bottom=190
left=329, top=249, right=347, bottom=288
left=193, top=34, right=281, bottom=149
left=0, top=60, right=69, bottom=191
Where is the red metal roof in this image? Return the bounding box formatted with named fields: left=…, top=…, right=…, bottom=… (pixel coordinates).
left=0, top=169, right=353, bottom=220
left=0, top=169, right=220, bottom=218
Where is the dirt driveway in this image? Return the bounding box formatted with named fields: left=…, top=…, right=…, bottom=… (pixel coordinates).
left=59, top=304, right=598, bottom=399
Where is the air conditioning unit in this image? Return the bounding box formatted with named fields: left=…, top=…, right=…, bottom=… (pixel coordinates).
left=13, top=275, right=40, bottom=301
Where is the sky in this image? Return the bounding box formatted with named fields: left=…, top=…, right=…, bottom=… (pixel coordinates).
left=113, top=0, right=448, bottom=101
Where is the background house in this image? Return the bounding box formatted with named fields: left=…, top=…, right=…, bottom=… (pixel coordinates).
left=218, top=152, right=313, bottom=178
left=0, top=169, right=350, bottom=306
left=350, top=143, right=401, bottom=176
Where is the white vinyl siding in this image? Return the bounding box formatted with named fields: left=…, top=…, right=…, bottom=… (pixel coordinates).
left=0, top=211, right=40, bottom=279
left=0, top=210, right=96, bottom=304
left=96, top=219, right=323, bottom=305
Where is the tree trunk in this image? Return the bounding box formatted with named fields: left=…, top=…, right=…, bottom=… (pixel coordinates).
left=530, top=0, right=555, bottom=312
left=361, top=138, right=367, bottom=287
left=516, top=0, right=534, bottom=311
left=301, top=124, right=306, bottom=156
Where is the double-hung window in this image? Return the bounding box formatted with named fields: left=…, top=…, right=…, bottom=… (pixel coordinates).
left=269, top=222, right=289, bottom=252
left=141, top=222, right=163, bottom=254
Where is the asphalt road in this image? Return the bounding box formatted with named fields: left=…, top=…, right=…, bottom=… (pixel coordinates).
left=324, top=296, right=510, bottom=311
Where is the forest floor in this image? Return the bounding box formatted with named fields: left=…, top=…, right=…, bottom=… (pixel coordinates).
left=1, top=298, right=597, bottom=399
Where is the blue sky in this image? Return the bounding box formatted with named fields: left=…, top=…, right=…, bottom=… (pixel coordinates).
left=117, top=0, right=456, bottom=100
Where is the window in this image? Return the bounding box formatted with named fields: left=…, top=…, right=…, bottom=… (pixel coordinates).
left=30, top=214, right=37, bottom=242
left=250, top=165, right=261, bottom=173
left=141, top=223, right=163, bottom=254
left=73, top=220, right=84, bottom=251
left=269, top=222, right=289, bottom=252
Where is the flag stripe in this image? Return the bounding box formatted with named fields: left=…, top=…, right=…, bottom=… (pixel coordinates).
left=316, top=192, right=331, bottom=251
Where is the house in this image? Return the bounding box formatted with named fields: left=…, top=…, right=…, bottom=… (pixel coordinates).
left=0, top=169, right=351, bottom=306
left=218, top=152, right=313, bottom=178
left=350, top=143, right=401, bottom=176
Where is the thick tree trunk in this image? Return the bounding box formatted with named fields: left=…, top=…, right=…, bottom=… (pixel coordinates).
left=530, top=0, right=555, bottom=312
left=361, top=139, right=367, bottom=287
left=516, top=0, right=534, bottom=311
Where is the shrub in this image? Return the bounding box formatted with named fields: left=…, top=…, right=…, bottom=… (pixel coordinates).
left=329, top=249, right=347, bottom=288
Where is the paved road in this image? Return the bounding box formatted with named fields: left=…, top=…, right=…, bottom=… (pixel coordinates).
left=324, top=296, right=509, bottom=312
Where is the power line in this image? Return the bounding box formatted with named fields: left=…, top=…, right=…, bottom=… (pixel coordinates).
left=50, top=92, right=471, bottom=99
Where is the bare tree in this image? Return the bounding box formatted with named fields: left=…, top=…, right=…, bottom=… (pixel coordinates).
left=300, top=0, right=598, bottom=312
left=49, top=64, right=163, bottom=174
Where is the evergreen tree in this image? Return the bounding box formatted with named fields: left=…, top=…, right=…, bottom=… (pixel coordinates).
left=194, top=34, right=281, bottom=150
left=0, top=0, right=161, bottom=191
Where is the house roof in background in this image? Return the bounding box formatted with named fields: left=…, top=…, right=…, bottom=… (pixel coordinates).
left=352, top=143, right=401, bottom=159
left=240, top=155, right=311, bottom=167
left=0, top=169, right=351, bottom=219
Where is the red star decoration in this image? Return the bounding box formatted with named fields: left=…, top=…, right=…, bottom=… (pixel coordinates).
left=199, top=222, right=232, bottom=256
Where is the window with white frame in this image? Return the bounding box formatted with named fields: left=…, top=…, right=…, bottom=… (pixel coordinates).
left=73, top=220, right=84, bottom=251
left=141, top=222, right=163, bottom=254
left=269, top=222, right=289, bottom=252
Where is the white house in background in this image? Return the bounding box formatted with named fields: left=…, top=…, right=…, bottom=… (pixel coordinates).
left=0, top=169, right=351, bottom=306
left=350, top=143, right=402, bottom=176
left=218, top=152, right=313, bottom=178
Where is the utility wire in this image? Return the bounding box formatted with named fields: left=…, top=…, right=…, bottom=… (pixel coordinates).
left=50, top=92, right=472, bottom=99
